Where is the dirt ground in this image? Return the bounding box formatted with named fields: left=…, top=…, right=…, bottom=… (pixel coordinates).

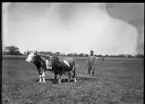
left=2, top=56, right=144, bottom=104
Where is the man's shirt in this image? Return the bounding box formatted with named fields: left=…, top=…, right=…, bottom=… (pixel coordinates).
left=87, top=55, right=96, bottom=68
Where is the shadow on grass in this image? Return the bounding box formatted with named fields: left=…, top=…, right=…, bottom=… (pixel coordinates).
left=33, top=75, right=100, bottom=85
left=34, top=78, right=76, bottom=84
left=77, top=76, right=99, bottom=82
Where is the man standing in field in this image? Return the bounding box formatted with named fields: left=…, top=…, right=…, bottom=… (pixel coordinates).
left=86, top=50, right=97, bottom=76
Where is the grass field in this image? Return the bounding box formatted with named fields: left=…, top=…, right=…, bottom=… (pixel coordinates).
left=2, top=56, right=144, bottom=104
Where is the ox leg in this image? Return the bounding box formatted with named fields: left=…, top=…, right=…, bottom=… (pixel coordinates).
left=42, top=71, right=46, bottom=83
left=68, top=72, right=71, bottom=82
left=54, top=73, right=58, bottom=80
left=39, top=74, right=42, bottom=82
left=58, top=74, right=62, bottom=84
left=74, top=78, right=77, bottom=82
left=92, top=70, right=95, bottom=76
left=73, top=72, right=77, bottom=82
left=73, top=66, right=77, bottom=82
left=38, top=69, right=43, bottom=82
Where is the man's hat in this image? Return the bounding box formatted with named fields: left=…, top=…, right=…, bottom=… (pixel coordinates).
left=90, top=50, right=94, bottom=53
left=90, top=50, right=94, bottom=56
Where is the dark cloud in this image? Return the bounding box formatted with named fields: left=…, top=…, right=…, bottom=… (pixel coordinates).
left=105, top=3, right=115, bottom=9
left=106, top=3, right=144, bottom=23
left=129, top=18, right=144, bottom=27
left=106, top=3, right=144, bottom=54
left=136, top=25, right=144, bottom=54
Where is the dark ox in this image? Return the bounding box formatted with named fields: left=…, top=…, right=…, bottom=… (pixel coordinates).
left=25, top=52, right=77, bottom=84
left=52, top=53, right=77, bottom=84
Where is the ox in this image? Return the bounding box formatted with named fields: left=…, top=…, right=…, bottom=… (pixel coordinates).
left=25, top=52, right=77, bottom=84
left=25, top=52, right=52, bottom=83
left=51, top=52, right=77, bottom=84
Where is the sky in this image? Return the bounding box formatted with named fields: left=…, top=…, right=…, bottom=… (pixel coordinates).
left=2, top=3, right=144, bottom=55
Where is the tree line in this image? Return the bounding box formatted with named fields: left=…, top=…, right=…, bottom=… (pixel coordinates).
left=3, top=45, right=144, bottom=58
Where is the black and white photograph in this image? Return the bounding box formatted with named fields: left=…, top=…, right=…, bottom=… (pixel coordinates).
left=2, top=3, right=144, bottom=104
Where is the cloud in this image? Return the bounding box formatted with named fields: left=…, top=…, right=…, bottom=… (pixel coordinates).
left=136, top=25, right=144, bottom=54
left=106, top=3, right=144, bottom=54
left=44, top=3, right=138, bottom=55
left=4, top=3, right=143, bottom=55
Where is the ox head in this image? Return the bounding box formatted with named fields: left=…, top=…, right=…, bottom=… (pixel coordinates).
left=25, top=52, right=37, bottom=63
left=53, top=52, right=60, bottom=59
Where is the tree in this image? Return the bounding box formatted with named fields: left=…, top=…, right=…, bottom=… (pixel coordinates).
left=4, top=45, right=22, bottom=55
left=84, top=54, right=89, bottom=57
left=135, top=54, right=144, bottom=58
left=98, top=55, right=102, bottom=57
left=105, top=54, right=109, bottom=57
left=67, top=53, right=73, bottom=57
left=79, top=53, right=84, bottom=57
